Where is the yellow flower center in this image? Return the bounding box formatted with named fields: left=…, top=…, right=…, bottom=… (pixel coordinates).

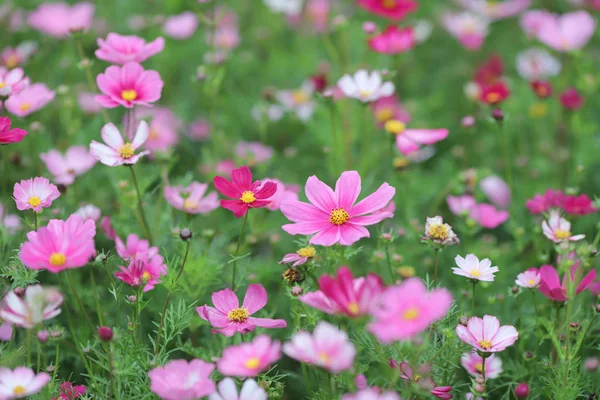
left=0, top=82, right=6, bottom=89
left=296, top=246, right=316, bottom=258
left=470, top=269, right=482, bottom=278
left=227, top=307, right=250, bottom=322
left=292, top=90, right=309, bottom=104
left=318, top=352, right=331, bottom=364
left=428, top=224, right=449, bottom=241
left=28, top=196, right=42, bottom=207
left=528, top=279, right=536, bottom=285
left=244, top=357, right=260, bottom=369
left=479, top=339, right=493, bottom=350
left=359, top=89, right=373, bottom=99
left=5, top=55, right=19, bottom=68
left=382, top=0, right=397, bottom=9
left=393, top=157, right=409, bottom=169
left=240, top=191, right=256, bottom=204
left=149, top=127, right=160, bottom=140
left=119, top=143, right=135, bottom=159
left=19, top=103, right=31, bottom=112
left=403, top=307, right=420, bottom=320
left=475, top=362, right=483, bottom=373
left=385, top=120, right=406, bottom=135
left=183, top=199, right=198, bottom=210
left=528, top=103, right=548, bottom=119
left=375, top=107, right=394, bottom=123
left=13, top=386, right=26, bottom=395
left=398, top=266, right=415, bottom=278
left=485, top=92, right=501, bottom=104
left=142, top=271, right=151, bottom=281
left=121, top=89, right=138, bottom=101
left=329, top=207, right=349, bottom=225
left=554, top=229, right=571, bottom=240
left=49, top=252, right=66, bottom=266
left=347, top=302, right=360, bottom=315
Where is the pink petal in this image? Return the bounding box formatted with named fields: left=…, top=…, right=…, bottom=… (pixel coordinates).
left=310, top=225, right=341, bottom=246
left=211, top=288, right=239, bottom=314
left=231, top=166, right=252, bottom=190
left=281, top=221, right=331, bottom=235
left=403, top=129, right=448, bottom=145
left=214, top=176, right=241, bottom=198
left=335, top=171, right=362, bottom=210
left=248, top=317, right=287, bottom=329
left=396, top=135, right=420, bottom=155
left=338, top=223, right=370, bottom=246
left=101, top=123, right=124, bottom=149
left=350, top=183, right=395, bottom=216
left=243, top=284, right=267, bottom=314
left=305, top=175, right=337, bottom=212
left=280, top=200, right=329, bottom=223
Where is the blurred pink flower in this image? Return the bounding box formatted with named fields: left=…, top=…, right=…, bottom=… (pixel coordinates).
left=536, top=11, right=596, bottom=51
left=447, top=194, right=476, bottom=216
left=559, top=87, right=584, bottom=110
left=40, top=146, right=96, bottom=185
left=461, top=352, right=503, bottom=379
left=442, top=12, right=490, bottom=51
left=0, top=367, right=50, bottom=398
left=538, top=264, right=596, bottom=302
left=77, top=92, right=103, bottom=114
left=520, top=9, right=556, bottom=37
left=480, top=175, right=511, bottom=209
left=28, top=2, right=94, bottom=38
left=235, top=141, right=274, bottom=166
left=58, top=381, right=86, bottom=400
left=19, top=214, right=96, bottom=272
left=217, top=335, right=281, bottom=377
left=164, top=182, right=219, bottom=214
left=371, top=96, right=411, bottom=128
left=188, top=119, right=211, bottom=141
left=368, top=26, right=415, bottom=54
left=453, top=254, right=499, bottom=282
left=338, top=70, right=395, bottom=102
left=1, top=42, right=37, bottom=69
left=515, top=48, right=561, bottom=80
left=96, top=62, right=163, bottom=108
left=541, top=210, right=584, bottom=243
left=525, top=189, right=565, bottom=214
left=74, top=204, right=101, bottom=222
left=357, top=0, right=418, bottom=20
left=4, top=83, right=55, bottom=117
left=0, top=116, right=27, bottom=144
left=368, top=278, right=453, bottom=343
left=306, top=0, right=330, bottom=32
left=116, top=233, right=159, bottom=260
left=90, top=121, right=150, bottom=166
left=469, top=203, right=509, bottom=228
left=197, top=284, right=287, bottom=337
left=275, top=81, right=316, bottom=122
left=563, top=194, right=597, bottom=215
left=0, top=285, right=62, bottom=328
left=209, top=378, right=267, bottom=400
left=515, top=268, right=541, bottom=288
left=100, top=216, right=116, bottom=240
left=456, top=315, right=518, bottom=353
left=136, top=107, right=180, bottom=153
left=96, top=33, right=165, bottom=64
left=114, top=252, right=167, bottom=292
left=283, top=322, right=356, bottom=373
left=299, top=266, right=384, bottom=317
left=342, top=388, right=401, bottom=400
left=148, top=359, right=215, bottom=400
left=385, top=120, right=448, bottom=156
left=13, top=177, right=60, bottom=213
left=207, top=8, right=240, bottom=52
left=163, top=12, right=198, bottom=40
left=0, top=67, right=29, bottom=96
left=262, top=178, right=299, bottom=211
left=431, top=386, right=453, bottom=399
left=0, top=204, right=21, bottom=236
left=455, top=0, right=531, bottom=20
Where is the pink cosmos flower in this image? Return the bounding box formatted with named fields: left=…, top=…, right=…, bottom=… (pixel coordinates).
left=235, top=141, right=274, bottom=166
left=0, top=67, right=29, bottom=96
left=283, top=322, right=356, bottom=373
left=442, top=12, right=490, bottom=51
left=368, top=278, right=453, bottom=343
left=461, top=352, right=503, bottom=379
left=197, top=284, right=287, bottom=337
left=431, top=386, right=453, bottom=400
left=279, top=245, right=317, bottom=267
left=342, top=388, right=401, bottom=400
left=95, top=62, right=163, bottom=108
left=275, top=81, right=316, bottom=122
left=0, top=205, right=21, bottom=236
left=0, top=285, right=62, bottom=328
left=299, top=266, right=384, bottom=317
left=58, top=382, right=86, bottom=400
left=536, top=11, right=596, bottom=51
left=542, top=210, right=584, bottom=243
left=96, top=33, right=165, bottom=64
left=563, top=194, right=597, bottom=215
left=164, top=182, right=219, bottom=215
left=384, top=119, right=448, bottom=156
left=480, top=175, right=511, bottom=209
left=4, top=83, right=55, bottom=117
left=217, top=335, right=281, bottom=377
left=520, top=10, right=556, bottom=37
left=209, top=378, right=267, bottom=400
left=281, top=171, right=395, bottom=246
left=163, top=12, right=199, bottom=40
left=469, top=203, right=509, bottom=228
left=90, top=121, right=150, bottom=166
left=40, top=146, right=96, bottom=185
left=19, top=214, right=96, bottom=273
left=148, top=359, right=215, bottom=400
left=371, top=96, right=411, bottom=128
left=137, top=107, right=181, bottom=154
left=456, top=315, right=519, bottom=353
left=515, top=268, right=541, bottom=288
left=538, top=264, right=596, bottom=302
left=455, top=0, right=531, bottom=20
left=28, top=2, right=94, bottom=38
left=13, top=177, right=60, bottom=213
left=1, top=42, right=37, bottom=69
left=0, top=116, right=27, bottom=144
left=447, top=194, right=477, bottom=216
left=188, top=119, right=211, bottom=141
left=100, top=216, right=116, bottom=240
left=262, top=179, right=299, bottom=211
left=515, top=48, right=561, bottom=80
left=368, top=26, right=415, bottom=54
left=393, top=361, right=450, bottom=398
left=74, top=205, right=101, bottom=222
left=338, top=70, right=395, bottom=102
left=114, top=252, right=167, bottom=292
left=0, top=367, right=50, bottom=398
left=213, top=166, right=278, bottom=218
left=77, top=92, right=103, bottom=114
left=525, top=189, right=566, bottom=214
left=453, top=254, right=499, bottom=282
left=116, top=233, right=158, bottom=259
left=357, top=0, right=418, bottom=20
left=305, top=0, right=330, bottom=32
left=560, top=87, right=584, bottom=110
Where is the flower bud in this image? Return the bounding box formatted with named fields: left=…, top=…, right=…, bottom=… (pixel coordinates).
left=290, top=286, right=303, bottom=296
left=595, top=304, right=600, bottom=314
left=14, top=287, right=25, bottom=297
left=50, top=330, right=63, bottom=338
left=474, top=383, right=486, bottom=393
left=98, top=326, right=113, bottom=342
left=46, top=365, right=55, bottom=373
left=362, top=21, right=376, bottom=34
left=282, top=268, right=302, bottom=283
left=37, top=330, right=50, bottom=343
left=525, top=351, right=534, bottom=360
left=491, top=108, right=504, bottom=121
left=128, top=295, right=137, bottom=302
left=569, top=322, right=580, bottom=332
left=511, top=286, right=519, bottom=294
left=459, top=316, right=469, bottom=326
left=515, top=382, right=529, bottom=398
left=584, top=357, right=599, bottom=371
left=461, top=115, right=475, bottom=128
left=355, top=374, right=368, bottom=389
left=180, top=228, right=192, bottom=241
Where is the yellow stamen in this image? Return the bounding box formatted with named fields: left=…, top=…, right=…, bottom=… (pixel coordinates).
left=13, top=386, right=26, bottom=395
left=28, top=196, right=41, bottom=207
left=0, top=83, right=6, bottom=89
left=318, top=352, right=331, bottom=364
left=5, top=55, right=19, bottom=68
left=296, top=246, right=316, bottom=258
left=19, top=103, right=31, bottom=112
left=183, top=199, right=198, bottom=210
left=528, top=279, right=536, bottom=285
left=384, top=120, right=406, bottom=135
left=470, top=270, right=482, bottom=278
left=393, top=157, right=409, bottom=169
left=244, top=357, right=260, bottom=369
left=403, top=307, right=420, bottom=320
left=119, top=143, right=135, bottom=159
left=479, top=339, right=493, bottom=350
left=149, top=127, right=160, bottom=140
left=375, top=107, right=394, bottom=123
left=292, top=90, right=309, bottom=104
left=554, top=229, right=571, bottom=240
left=475, top=362, right=483, bottom=373
left=142, top=271, right=151, bottom=281
left=347, top=302, right=360, bottom=315
left=359, top=89, right=373, bottom=99
left=485, top=92, right=501, bottom=104
left=382, top=0, right=397, bottom=9
left=49, top=252, right=66, bottom=267
left=227, top=307, right=249, bottom=322
left=329, top=207, right=349, bottom=225
left=121, top=89, right=137, bottom=101
left=428, top=224, right=449, bottom=241
left=240, top=191, right=256, bottom=204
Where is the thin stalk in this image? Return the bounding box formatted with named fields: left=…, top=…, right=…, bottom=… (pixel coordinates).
left=433, top=248, right=440, bottom=287
left=27, top=330, right=32, bottom=365
left=497, top=120, right=513, bottom=189
left=33, top=211, right=38, bottom=231
left=481, top=356, right=486, bottom=381
left=384, top=242, right=394, bottom=283
left=128, top=165, right=154, bottom=245
left=471, top=281, right=476, bottom=315
left=36, top=339, right=41, bottom=372
left=231, top=212, right=249, bottom=290
left=52, top=341, right=60, bottom=380
left=90, top=271, right=103, bottom=325
left=104, top=343, right=116, bottom=399
left=73, top=35, right=110, bottom=124
left=66, top=269, right=95, bottom=333
left=532, top=290, right=538, bottom=327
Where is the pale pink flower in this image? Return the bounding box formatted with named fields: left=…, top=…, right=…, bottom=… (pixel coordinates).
left=235, top=141, right=274, bottom=166
left=0, top=67, right=29, bottom=96
left=371, top=95, right=411, bottom=128
left=115, top=233, right=159, bottom=259
left=442, top=12, right=490, bottom=51
left=456, top=315, right=519, bottom=353
left=342, top=388, right=401, bottom=400
left=337, top=70, right=395, bottom=102
left=281, top=171, right=395, bottom=246
left=1, top=42, right=37, bottom=69
left=461, top=352, right=503, bottom=379
left=77, top=92, right=103, bottom=114
left=536, top=11, right=596, bottom=51
left=95, top=62, right=163, bottom=108
left=0, top=204, right=21, bottom=235
left=96, top=33, right=165, bottom=64
left=515, top=48, right=561, bottom=80
left=188, top=119, right=211, bottom=141
left=542, top=210, right=585, bottom=243
left=0, top=320, right=12, bottom=341
left=447, top=195, right=476, bottom=216
left=275, top=81, right=316, bottom=122
left=197, top=284, right=287, bottom=337
left=520, top=9, right=556, bottom=37
left=100, top=216, right=116, bottom=240
left=263, top=179, right=299, bottom=211
left=0, top=285, right=62, bottom=328
left=453, top=254, right=498, bottom=282
left=217, top=335, right=281, bottom=377
left=163, top=12, right=198, bottom=40
left=263, top=0, right=304, bottom=15
left=469, top=203, right=509, bottom=228
left=384, top=119, right=448, bottom=156
left=13, top=177, right=60, bottom=213
left=40, top=146, right=96, bottom=185
left=0, top=367, right=50, bottom=398
left=368, top=26, right=415, bottom=54
left=27, top=2, right=94, bottom=38
left=139, top=107, right=181, bottom=153
left=90, top=121, right=150, bottom=166
left=209, top=378, right=267, bottom=400
left=114, top=252, right=167, bottom=292
left=368, top=278, right=453, bottom=343
left=306, top=0, right=330, bottom=32
left=164, top=182, right=219, bottom=214
left=4, top=83, right=55, bottom=117
left=148, top=359, right=215, bottom=400
left=515, top=268, right=541, bottom=288
left=480, top=175, right=511, bottom=209
left=74, top=204, right=101, bottom=222
left=423, top=216, right=459, bottom=246
left=455, top=0, right=531, bottom=20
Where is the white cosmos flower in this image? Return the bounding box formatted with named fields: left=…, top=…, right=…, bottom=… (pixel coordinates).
left=337, top=70, right=395, bottom=103
left=516, top=48, right=561, bottom=80
left=452, top=254, right=499, bottom=282
left=263, top=0, right=304, bottom=15
left=209, top=378, right=267, bottom=400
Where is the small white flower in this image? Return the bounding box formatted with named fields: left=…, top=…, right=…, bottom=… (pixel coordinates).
left=74, top=204, right=101, bottom=222
left=275, top=80, right=316, bottom=122
left=452, top=254, right=499, bottom=282
left=263, top=0, right=304, bottom=15
left=423, top=216, right=459, bottom=246
left=337, top=70, right=395, bottom=103
left=515, top=269, right=541, bottom=288
left=542, top=210, right=585, bottom=243
left=209, top=378, right=267, bottom=400
left=516, top=48, right=561, bottom=80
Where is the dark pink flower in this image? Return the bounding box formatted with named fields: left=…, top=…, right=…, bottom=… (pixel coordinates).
left=114, top=252, right=167, bottom=292
left=357, top=0, right=418, bottom=21
left=95, top=62, right=163, bottom=109
left=59, top=381, right=86, bottom=399
left=562, top=194, right=597, bottom=215
left=0, top=116, right=27, bottom=144
left=368, top=26, right=415, bottom=54
left=96, top=33, right=165, bottom=64
left=538, top=264, right=596, bottom=302
left=560, top=88, right=584, bottom=110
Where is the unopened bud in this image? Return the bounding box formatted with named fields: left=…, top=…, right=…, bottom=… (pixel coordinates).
left=584, top=357, right=599, bottom=371
left=459, top=316, right=469, bottom=326
left=98, top=326, right=113, bottom=342
left=128, top=295, right=137, bottom=302
left=525, top=351, right=534, bottom=360
left=461, top=115, right=475, bottom=128
left=355, top=374, right=368, bottom=389
left=180, top=228, right=192, bottom=241
left=362, top=21, right=376, bottom=34
left=50, top=330, right=63, bottom=339
left=46, top=365, right=55, bottom=373
left=37, top=330, right=50, bottom=344
left=515, top=382, right=529, bottom=398
left=511, top=286, right=519, bottom=294
left=491, top=108, right=504, bottom=121
left=290, top=286, right=303, bottom=296
left=14, top=287, right=26, bottom=297
left=569, top=322, right=581, bottom=332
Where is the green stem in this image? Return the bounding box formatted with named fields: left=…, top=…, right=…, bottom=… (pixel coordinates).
left=66, top=269, right=95, bottom=333
left=27, top=330, right=32, bottom=365
left=433, top=248, right=439, bottom=287
left=129, top=165, right=154, bottom=245
left=52, top=341, right=60, bottom=380
left=74, top=35, right=110, bottom=124
left=497, top=120, right=513, bottom=190
left=231, top=212, right=249, bottom=290
left=384, top=242, right=394, bottom=283
left=33, top=211, right=38, bottom=231
left=104, top=343, right=116, bottom=399
left=471, top=281, right=476, bottom=315
left=481, top=355, right=486, bottom=382
left=36, top=338, right=41, bottom=372
left=532, top=290, right=538, bottom=328
left=90, top=271, right=103, bottom=325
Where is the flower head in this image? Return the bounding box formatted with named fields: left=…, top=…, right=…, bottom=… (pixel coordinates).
left=283, top=322, right=356, bottom=373
left=13, top=177, right=60, bottom=213
left=90, top=122, right=150, bottom=166
left=281, top=171, right=395, bottom=246
left=542, top=210, right=585, bottom=243
left=559, top=88, right=584, bottom=110
left=516, top=268, right=541, bottom=288
left=197, top=284, right=287, bottom=337
left=0, top=116, right=27, bottom=144
left=213, top=166, right=277, bottom=218
left=58, top=382, right=86, bottom=399
left=536, top=11, right=596, bottom=52
left=74, top=205, right=101, bottom=222
left=0, top=367, right=50, bottom=398
left=461, top=352, right=503, bottom=379
left=371, top=95, right=411, bottom=128
left=275, top=81, right=317, bottom=122
left=457, top=0, right=531, bottom=20
left=480, top=175, right=511, bottom=209
left=456, top=315, right=518, bottom=353
left=538, top=264, right=596, bottom=302
left=342, top=388, right=401, bottom=400
left=96, top=33, right=165, bottom=64
left=235, top=142, right=274, bottom=166
left=357, top=0, right=418, bottom=20
left=116, top=233, right=158, bottom=259
left=447, top=195, right=477, bottom=216
left=384, top=119, right=449, bottom=156
left=0, top=285, right=63, bottom=328
left=469, top=203, right=509, bottom=228
left=40, top=146, right=96, bottom=185
left=453, top=254, right=499, bottom=282
left=28, top=2, right=94, bottom=38
left=209, top=378, right=267, bottom=400
left=163, top=12, right=199, bottom=40
left=148, top=359, right=215, bottom=400
left=0, top=67, right=29, bottom=96
left=217, top=335, right=281, bottom=377
left=4, top=83, right=55, bottom=117
left=479, top=81, right=510, bottom=105
left=164, top=182, right=219, bottom=215
left=368, top=26, right=415, bottom=54
left=114, top=252, right=167, bottom=292
left=442, top=11, right=490, bottom=51
left=516, top=48, right=561, bottom=80
left=337, top=70, right=395, bottom=103
left=368, top=278, right=453, bottom=343
left=19, top=214, right=97, bottom=273
left=95, top=62, right=163, bottom=108
left=1, top=42, right=36, bottom=69
left=422, top=216, right=459, bottom=246
left=279, top=245, right=317, bottom=267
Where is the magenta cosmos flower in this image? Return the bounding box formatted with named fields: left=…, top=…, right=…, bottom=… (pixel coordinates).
left=40, top=146, right=96, bottom=185
left=538, top=264, right=596, bottom=302
left=299, top=266, right=384, bottom=317
left=281, top=171, right=395, bottom=246
left=542, top=210, right=585, bottom=243
left=4, top=83, right=55, bottom=117
left=90, top=121, right=150, bottom=166
left=164, top=182, right=219, bottom=215
left=213, top=166, right=277, bottom=218
left=469, top=203, right=509, bottom=229
left=95, top=62, right=163, bottom=108
left=0, top=116, right=27, bottom=144
left=217, top=335, right=281, bottom=377
left=58, top=381, right=86, bottom=399
left=368, top=278, right=453, bottom=343
left=116, top=233, right=158, bottom=259
left=114, top=252, right=167, bottom=292
left=0, top=367, right=50, bottom=399
left=536, top=11, right=596, bottom=52
left=516, top=268, right=541, bottom=289
left=456, top=315, right=519, bottom=353
left=209, top=378, right=267, bottom=400
left=13, top=177, right=60, bottom=213
left=96, top=33, right=165, bottom=64
left=461, top=351, right=503, bottom=379
left=19, top=214, right=96, bottom=273
left=357, top=0, right=417, bottom=20
left=342, top=388, right=400, bottom=400
left=385, top=119, right=448, bottom=156
left=0, top=67, right=29, bottom=96
left=197, top=284, right=287, bottom=337
left=283, top=322, right=356, bottom=373
left=148, top=359, right=215, bottom=400
left=27, top=2, right=94, bottom=38
left=0, top=285, right=62, bottom=328
left=368, top=26, right=415, bottom=54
